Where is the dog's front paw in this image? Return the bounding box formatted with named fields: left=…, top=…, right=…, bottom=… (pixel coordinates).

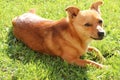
left=88, top=46, right=106, bottom=63
left=99, top=56, right=106, bottom=63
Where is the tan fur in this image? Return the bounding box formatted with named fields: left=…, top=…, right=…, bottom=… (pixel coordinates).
left=12, top=1, right=105, bottom=68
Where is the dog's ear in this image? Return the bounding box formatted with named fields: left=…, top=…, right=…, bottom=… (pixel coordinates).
left=66, top=6, right=80, bottom=19
left=90, top=1, right=103, bottom=14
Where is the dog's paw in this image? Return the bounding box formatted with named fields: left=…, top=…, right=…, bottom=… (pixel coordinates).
left=99, top=56, right=106, bottom=63
left=102, top=65, right=111, bottom=69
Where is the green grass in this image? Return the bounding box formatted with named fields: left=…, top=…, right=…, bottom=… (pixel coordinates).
left=0, top=0, right=120, bottom=80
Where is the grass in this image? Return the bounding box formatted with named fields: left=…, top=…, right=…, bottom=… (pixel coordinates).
left=0, top=0, right=120, bottom=80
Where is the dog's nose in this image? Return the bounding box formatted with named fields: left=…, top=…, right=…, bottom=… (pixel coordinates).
left=98, top=32, right=104, bottom=37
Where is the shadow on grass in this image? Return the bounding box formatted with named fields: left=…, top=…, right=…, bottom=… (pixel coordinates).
left=6, top=27, right=88, bottom=80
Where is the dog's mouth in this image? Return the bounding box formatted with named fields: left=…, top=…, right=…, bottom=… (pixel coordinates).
left=90, top=36, right=104, bottom=40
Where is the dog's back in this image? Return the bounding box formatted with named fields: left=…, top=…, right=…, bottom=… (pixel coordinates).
left=12, top=12, right=55, bottom=54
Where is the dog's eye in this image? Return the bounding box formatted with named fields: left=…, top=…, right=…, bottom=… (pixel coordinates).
left=98, top=20, right=103, bottom=24
left=84, top=23, right=92, bottom=27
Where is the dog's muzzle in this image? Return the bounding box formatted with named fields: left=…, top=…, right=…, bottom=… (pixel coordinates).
left=96, top=25, right=105, bottom=40
left=91, top=25, right=105, bottom=40
left=97, top=31, right=105, bottom=40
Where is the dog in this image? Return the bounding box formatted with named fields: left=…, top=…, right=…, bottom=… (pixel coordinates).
left=12, top=1, right=106, bottom=68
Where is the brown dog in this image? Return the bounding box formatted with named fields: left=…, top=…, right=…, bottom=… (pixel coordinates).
left=12, top=1, right=106, bottom=68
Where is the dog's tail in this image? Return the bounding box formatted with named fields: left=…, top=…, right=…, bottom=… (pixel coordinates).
left=12, top=17, right=17, bottom=26
left=29, top=8, right=36, bottom=14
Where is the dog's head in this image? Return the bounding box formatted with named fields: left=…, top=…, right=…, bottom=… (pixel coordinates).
left=66, top=1, right=105, bottom=40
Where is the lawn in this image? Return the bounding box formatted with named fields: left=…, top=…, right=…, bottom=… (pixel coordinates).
left=0, top=0, right=120, bottom=80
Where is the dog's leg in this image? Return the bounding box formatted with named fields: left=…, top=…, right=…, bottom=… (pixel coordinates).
left=88, top=46, right=106, bottom=63
left=74, top=58, right=104, bottom=68
left=61, top=54, right=104, bottom=68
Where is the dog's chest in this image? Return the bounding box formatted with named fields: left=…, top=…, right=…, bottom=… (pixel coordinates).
left=43, top=29, right=88, bottom=56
